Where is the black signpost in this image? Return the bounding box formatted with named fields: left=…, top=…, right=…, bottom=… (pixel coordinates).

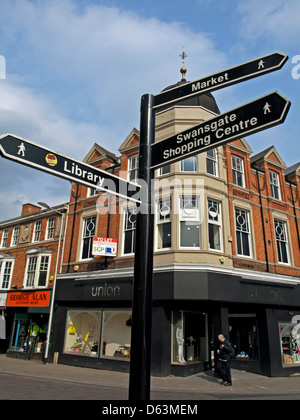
left=0, top=133, right=141, bottom=203
left=129, top=52, right=290, bottom=401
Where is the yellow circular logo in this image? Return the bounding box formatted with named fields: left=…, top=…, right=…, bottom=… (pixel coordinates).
left=45, top=153, right=57, bottom=167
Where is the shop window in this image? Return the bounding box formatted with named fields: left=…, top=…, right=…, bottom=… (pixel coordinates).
left=228, top=314, right=259, bottom=361
left=64, top=310, right=101, bottom=357
left=63, top=309, right=132, bottom=360
left=179, top=197, right=201, bottom=248
left=9, top=315, right=48, bottom=355
left=101, top=310, right=132, bottom=360
left=172, top=310, right=208, bottom=364
left=279, top=321, right=300, bottom=366
left=156, top=199, right=172, bottom=250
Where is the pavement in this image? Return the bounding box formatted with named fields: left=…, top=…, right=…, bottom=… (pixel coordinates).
left=1, top=354, right=300, bottom=400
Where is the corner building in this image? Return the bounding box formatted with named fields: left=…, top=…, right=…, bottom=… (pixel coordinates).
left=51, top=80, right=300, bottom=377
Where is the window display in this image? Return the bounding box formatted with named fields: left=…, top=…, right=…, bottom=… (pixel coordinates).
left=63, top=309, right=132, bottom=360
left=9, top=315, right=48, bottom=358
left=64, top=310, right=101, bottom=356
left=229, top=314, right=259, bottom=361
left=101, top=311, right=131, bottom=359
left=279, top=322, right=300, bottom=366
left=172, top=310, right=208, bottom=364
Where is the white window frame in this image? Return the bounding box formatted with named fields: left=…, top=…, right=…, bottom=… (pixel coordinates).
left=179, top=196, right=201, bottom=249
left=128, top=155, right=139, bottom=183
left=10, top=226, right=19, bottom=247
left=46, top=217, right=56, bottom=240
left=269, top=170, right=281, bottom=200
left=158, top=164, right=171, bottom=176
left=180, top=156, right=198, bottom=172
left=235, top=208, right=252, bottom=257
left=274, top=219, right=290, bottom=264
left=24, top=252, right=51, bottom=289
left=206, top=149, right=218, bottom=176
left=0, top=258, right=14, bottom=289
left=156, top=198, right=172, bottom=251
left=33, top=220, right=42, bottom=242
left=80, top=216, right=97, bottom=261
left=122, top=207, right=137, bottom=255
left=232, top=155, right=245, bottom=187
left=208, top=199, right=222, bottom=251
left=1, top=228, right=9, bottom=248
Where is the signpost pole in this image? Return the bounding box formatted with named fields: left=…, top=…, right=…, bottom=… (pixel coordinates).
left=129, top=94, right=155, bottom=400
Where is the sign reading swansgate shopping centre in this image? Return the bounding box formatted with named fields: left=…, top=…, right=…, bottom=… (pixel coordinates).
left=151, top=91, right=291, bottom=169
left=0, top=133, right=141, bottom=203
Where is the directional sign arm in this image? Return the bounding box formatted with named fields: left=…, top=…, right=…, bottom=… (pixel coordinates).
left=154, top=52, right=289, bottom=109
left=151, top=91, right=291, bottom=169
left=0, top=133, right=141, bottom=203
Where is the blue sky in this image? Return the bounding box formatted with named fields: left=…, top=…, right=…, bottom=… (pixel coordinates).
left=0, top=0, right=299, bottom=220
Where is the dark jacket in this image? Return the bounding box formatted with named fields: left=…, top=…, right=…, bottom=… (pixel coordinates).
left=218, top=339, right=232, bottom=362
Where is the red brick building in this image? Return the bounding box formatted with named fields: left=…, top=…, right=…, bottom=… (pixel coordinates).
left=1, top=88, right=300, bottom=376
left=0, top=202, right=68, bottom=358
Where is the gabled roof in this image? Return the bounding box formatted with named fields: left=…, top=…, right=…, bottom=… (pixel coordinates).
left=285, top=162, right=300, bottom=176
left=250, top=146, right=286, bottom=169
left=118, top=128, right=140, bottom=154
left=83, top=143, right=118, bottom=165
left=228, top=138, right=253, bottom=155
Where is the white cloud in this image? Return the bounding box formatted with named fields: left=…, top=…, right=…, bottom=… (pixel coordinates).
left=237, top=0, right=300, bottom=46
left=0, top=0, right=229, bottom=220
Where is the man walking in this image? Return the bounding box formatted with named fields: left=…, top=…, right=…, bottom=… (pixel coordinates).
left=217, top=334, right=232, bottom=387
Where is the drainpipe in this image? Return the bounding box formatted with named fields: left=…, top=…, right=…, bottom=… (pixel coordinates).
left=67, top=184, right=79, bottom=273
left=255, top=167, right=270, bottom=272
left=288, top=181, right=300, bottom=250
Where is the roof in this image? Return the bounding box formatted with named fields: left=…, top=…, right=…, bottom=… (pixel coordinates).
left=158, top=80, right=220, bottom=115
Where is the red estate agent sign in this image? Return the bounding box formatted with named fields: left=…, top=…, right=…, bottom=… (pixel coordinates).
left=6, top=291, right=51, bottom=307
left=92, top=237, right=118, bottom=257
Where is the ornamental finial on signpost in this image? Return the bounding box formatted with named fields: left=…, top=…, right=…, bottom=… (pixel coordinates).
left=180, top=47, right=187, bottom=81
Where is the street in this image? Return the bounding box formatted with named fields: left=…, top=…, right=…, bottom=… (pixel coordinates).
left=1, top=354, right=300, bottom=401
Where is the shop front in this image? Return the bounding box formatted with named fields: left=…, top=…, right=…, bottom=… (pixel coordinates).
left=52, top=266, right=300, bottom=377
left=5, top=290, right=51, bottom=361
left=52, top=274, right=134, bottom=372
